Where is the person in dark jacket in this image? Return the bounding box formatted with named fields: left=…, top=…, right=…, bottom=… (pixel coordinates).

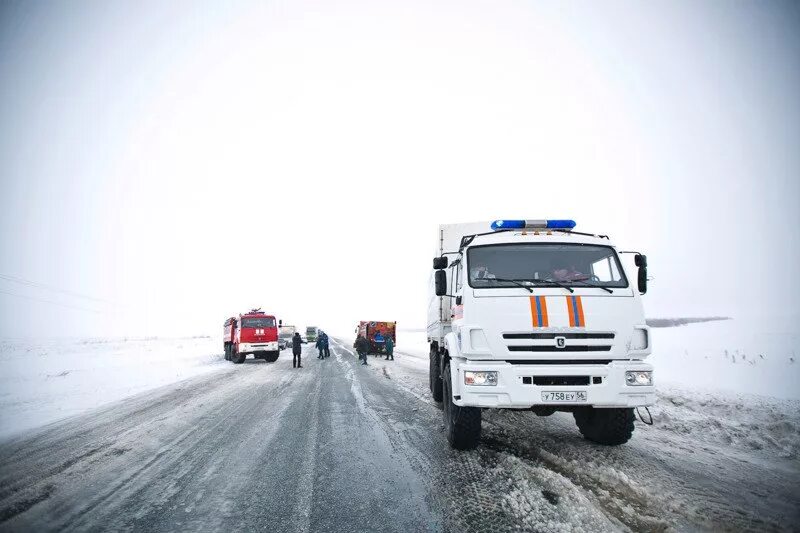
left=292, top=332, right=303, bottom=368
left=355, top=335, right=369, bottom=365
left=384, top=335, right=394, bottom=361
left=320, top=332, right=331, bottom=358
left=315, top=335, right=324, bottom=359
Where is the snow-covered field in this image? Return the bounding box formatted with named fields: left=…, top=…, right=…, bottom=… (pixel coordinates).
left=0, top=336, right=225, bottom=439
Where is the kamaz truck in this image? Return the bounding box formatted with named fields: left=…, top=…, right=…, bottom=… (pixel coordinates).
left=225, top=309, right=281, bottom=364
left=428, top=219, right=653, bottom=449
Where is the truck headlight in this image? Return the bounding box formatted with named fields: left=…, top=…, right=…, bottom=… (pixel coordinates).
left=464, top=371, right=498, bottom=386
left=625, top=371, right=652, bottom=386
left=631, top=328, right=649, bottom=351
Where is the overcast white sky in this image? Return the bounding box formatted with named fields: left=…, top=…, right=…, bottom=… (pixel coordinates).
left=1, top=0, right=798, bottom=339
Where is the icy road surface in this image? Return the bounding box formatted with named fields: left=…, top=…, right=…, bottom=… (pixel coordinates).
left=0, top=339, right=797, bottom=532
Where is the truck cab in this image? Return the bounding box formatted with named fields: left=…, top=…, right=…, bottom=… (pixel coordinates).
left=231, top=309, right=280, bottom=364
left=429, top=219, right=653, bottom=449
left=305, top=327, right=318, bottom=343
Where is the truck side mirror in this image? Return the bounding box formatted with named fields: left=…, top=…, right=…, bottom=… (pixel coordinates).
left=279, top=319, right=283, bottom=326
left=635, top=254, right=648, bottom=294
left=435, top=270, right=447, bottom=296
left=433, top=257, right=448, bottom=270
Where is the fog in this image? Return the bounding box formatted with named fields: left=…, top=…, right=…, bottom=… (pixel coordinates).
left=1, top=0, right=798, bottom=339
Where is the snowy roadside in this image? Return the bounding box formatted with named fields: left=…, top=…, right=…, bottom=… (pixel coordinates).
left=0, top=336, right=227, bottom=440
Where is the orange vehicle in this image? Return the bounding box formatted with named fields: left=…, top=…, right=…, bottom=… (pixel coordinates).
left=355, top=321, right=397, bottom=355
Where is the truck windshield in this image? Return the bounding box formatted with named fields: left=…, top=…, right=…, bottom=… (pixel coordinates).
left=241, top=317, right=276, bottom=328
left=467, top=243, right=628, bottom=289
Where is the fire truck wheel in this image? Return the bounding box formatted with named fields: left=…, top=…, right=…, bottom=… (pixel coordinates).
left=442, top=363, right=481, bottom=450
left=573, top=407, right=635, bottom=445
left=223, top=345, right=229, bottom=361
left=232, top=350, right=246, bottom=364
left=264, top=351, right=279, bottom=363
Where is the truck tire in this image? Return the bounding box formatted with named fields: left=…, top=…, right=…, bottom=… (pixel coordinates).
left=442, top=363, right=481, bottom=450
left=232, top=349, right=246, bottom=364
left=573, top=407, right=635, bottom=445
left=264, top=351, right=279, bottom=363
left=224, top=345, right=230, bottom=361
left=429, top=347, right=443, bottom=402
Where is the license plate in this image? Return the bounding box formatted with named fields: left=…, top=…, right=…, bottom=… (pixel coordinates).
left=541, top=391, right=587, bottom=403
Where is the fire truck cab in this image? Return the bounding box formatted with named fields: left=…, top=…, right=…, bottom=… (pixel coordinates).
left=225, top=309, right=281, bottom=364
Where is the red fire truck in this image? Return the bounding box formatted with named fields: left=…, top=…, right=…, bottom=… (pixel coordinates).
left=223, top=309, right=281, bottom=364
left=355, top=321, right=397, bottom=355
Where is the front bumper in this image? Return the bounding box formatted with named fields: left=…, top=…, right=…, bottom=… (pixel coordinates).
left=239, top=342, right=278, bottom=353
left=450, top=359, right=655, bottom=408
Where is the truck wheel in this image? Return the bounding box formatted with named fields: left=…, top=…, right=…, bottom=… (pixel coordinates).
left=224, top=345, right=230, bottom=361
left=442, top=363, right=481, bottom=450
left=573, top=407, right=635, bottom=445
left=264, top=351, right=279, bottom=363
left=232, top=349, right=246, bottom=364
left=429, top=347, right=443, bottom=402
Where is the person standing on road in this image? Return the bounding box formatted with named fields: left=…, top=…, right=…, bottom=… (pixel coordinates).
left=384, top=335, right=394, bottom=361
left=321, top=331, right=331, bottom=359
left=292, top=332, right=303, bottom=368
left=316, top=335, right=324, bottom=359
left=355, top=335, right=369, bottom=365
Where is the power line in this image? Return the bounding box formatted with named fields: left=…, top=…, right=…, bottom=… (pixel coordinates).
left=0, top=288, right=104, bottom=314
left=0, top=273, right=122, bottom=307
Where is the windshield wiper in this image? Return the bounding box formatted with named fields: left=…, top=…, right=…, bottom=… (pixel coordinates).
left=473, top=277, right=533, bottom=293
left=518, top=278, right=574, bottom=294
left=568, top=278, right=614, bottom=294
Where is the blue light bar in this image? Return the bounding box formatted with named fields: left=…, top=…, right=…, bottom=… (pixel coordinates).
left=546, top=219, right=577, bottom=229
left=490, top=220, right=526, bottom=230
left=490, top=219, right=576, bottom=231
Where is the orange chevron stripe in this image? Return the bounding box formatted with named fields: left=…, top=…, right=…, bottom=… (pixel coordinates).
left=529, top=296, right=539, bottom=327
left=539, top=296, right=549, bottom=327
left=566, top=296, right=576, bottom=327
left=575, top=296, right=585, bottom=327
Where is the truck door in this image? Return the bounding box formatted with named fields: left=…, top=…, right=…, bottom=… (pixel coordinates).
left=450, top=259, right=463, bottom=320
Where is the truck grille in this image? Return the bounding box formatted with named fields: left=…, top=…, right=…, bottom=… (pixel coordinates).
left=509, top=359, right=611, bottom=365
left=521, top=376, right=591, bottom=386
left=504, top=331, right=614, bottom=353
left=503, top=332, right=615, bottom=340
left=508, top=345, right=611, bottom=352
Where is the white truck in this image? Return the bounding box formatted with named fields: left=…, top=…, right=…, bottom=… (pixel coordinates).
left=428, top=219, right=654, bottom=449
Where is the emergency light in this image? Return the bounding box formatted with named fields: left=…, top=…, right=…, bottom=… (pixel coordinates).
left=490, top=219, right=576, bottom=231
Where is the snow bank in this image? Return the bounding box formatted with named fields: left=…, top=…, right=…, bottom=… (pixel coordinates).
left=0, top=336, right=226, bottom=440
left=655, top=385, right=799, bottom=459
